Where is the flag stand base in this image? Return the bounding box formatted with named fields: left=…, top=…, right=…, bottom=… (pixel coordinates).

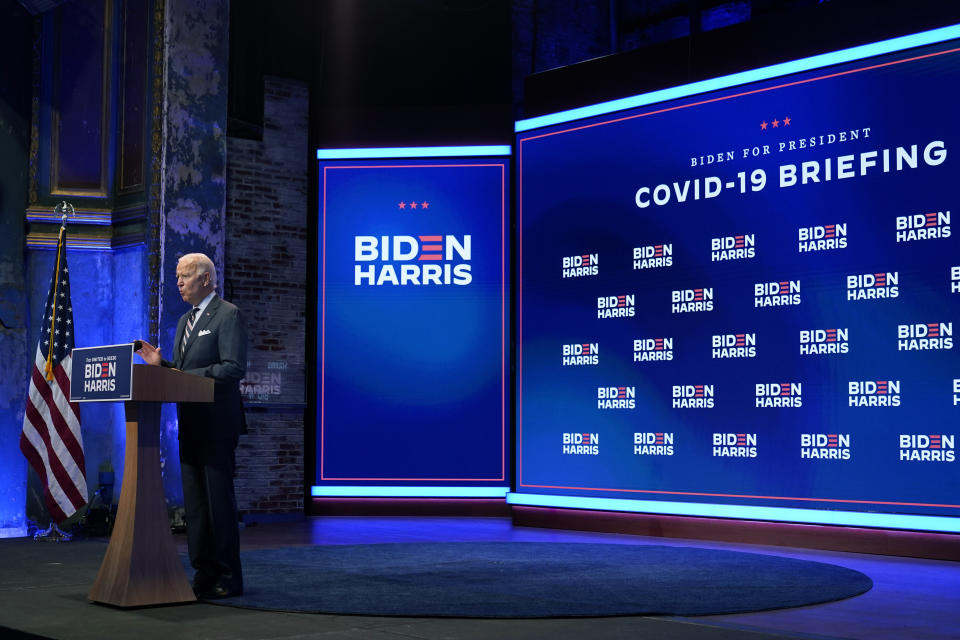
left=34, top=522, right=73, bottom=542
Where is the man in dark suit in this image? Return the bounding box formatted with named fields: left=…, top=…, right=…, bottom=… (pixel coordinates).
left=137, top=252, right=246, bottom=599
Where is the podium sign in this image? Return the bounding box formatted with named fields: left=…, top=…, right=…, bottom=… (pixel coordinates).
left=70, top=343, right=134, bottom=402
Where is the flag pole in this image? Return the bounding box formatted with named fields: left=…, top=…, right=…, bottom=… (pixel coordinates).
left=43, top=207, right=69, bottom=381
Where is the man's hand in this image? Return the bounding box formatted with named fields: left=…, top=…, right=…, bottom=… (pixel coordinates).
left=135, top=340, right=162, bottom=366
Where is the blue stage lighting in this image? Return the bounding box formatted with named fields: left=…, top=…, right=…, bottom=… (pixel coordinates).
left=312, top=486, right=510, bottom=498
left=317, top=145, right=511, bottom=159
left=506, top=493, right=960, bottom=534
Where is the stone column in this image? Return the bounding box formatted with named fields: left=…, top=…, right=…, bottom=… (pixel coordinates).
left=156, top=0, right=230, bottom=505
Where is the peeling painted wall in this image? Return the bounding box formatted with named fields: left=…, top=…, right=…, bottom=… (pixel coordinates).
left=157, top=0, right=230, bottom=506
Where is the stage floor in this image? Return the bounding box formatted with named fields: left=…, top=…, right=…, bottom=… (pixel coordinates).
left=1, top=516, right=957, bottom=640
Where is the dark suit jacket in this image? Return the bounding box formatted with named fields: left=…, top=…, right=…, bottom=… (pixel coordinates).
left=162, top=295, right=247, bottom=442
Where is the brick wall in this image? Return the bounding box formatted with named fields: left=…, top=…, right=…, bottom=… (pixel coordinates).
left=225, top=76, right=308, bottom=515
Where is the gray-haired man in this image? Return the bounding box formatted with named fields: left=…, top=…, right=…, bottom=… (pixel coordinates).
left=137, top=252, right=246, bottom=598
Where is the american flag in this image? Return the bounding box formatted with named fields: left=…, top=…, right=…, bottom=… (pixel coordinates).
left=20, top=227, right=87, bottom=523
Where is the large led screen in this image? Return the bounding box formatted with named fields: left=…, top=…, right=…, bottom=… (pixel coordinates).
left=316, top=151, right=508, bottom=493
left=515, top=28, right=960, bottom=523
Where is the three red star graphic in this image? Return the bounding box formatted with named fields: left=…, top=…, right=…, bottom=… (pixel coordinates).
left=760, top=117, right=791, bottom=130
left=398, top=200, right=430, bottom=210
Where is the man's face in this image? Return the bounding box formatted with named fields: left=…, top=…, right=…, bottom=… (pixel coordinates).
left=176, top=261, right=211, bottom=305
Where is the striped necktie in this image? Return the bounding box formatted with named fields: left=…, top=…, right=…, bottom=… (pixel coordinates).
left=181, top=307, right=200, bottom=357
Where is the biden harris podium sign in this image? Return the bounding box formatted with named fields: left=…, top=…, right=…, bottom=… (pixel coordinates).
left=70, top=344, right=134, bottom=402
left=315, top=148, right=509, bottom=494
left=512, top=26, right=960, bottom=528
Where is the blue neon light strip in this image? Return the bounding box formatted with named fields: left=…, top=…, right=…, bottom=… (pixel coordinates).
left=312, top=486, right=510, bottom=498
left=316, top=145, right=512, bottom=160
left=507, top=493, right=960, bottom=533
left=515, top=23, right=960, bottom=132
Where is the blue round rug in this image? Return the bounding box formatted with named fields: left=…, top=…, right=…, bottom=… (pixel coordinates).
left=199, top=542, right=873, bottom=617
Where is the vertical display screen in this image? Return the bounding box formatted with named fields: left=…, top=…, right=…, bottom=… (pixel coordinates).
left=317, top=155, right=509, bottom=489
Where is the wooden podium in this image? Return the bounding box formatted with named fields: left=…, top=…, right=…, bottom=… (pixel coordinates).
left=86, top=364, right=213, bottom=607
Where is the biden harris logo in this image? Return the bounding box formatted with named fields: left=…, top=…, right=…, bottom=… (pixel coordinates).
left=634, top=337, right=673, bottom=362
left=562, top=343, right=598, bottom=366
left=563, top=432, right=599, bottom=455
left=633, top=244, right=672, bottom=269
left=898, top=323, right=953, bottom=351
left=847, top=271, right=898, bottom=301
left=798, top=222, right=847, bottom=252
left=712, top=433, right=757, bottom=458
left=711, top=333, right=756, bottom=359
left=634, top=432, right=674, bottom=456
left=900, top=434, right=955, bottom=462
left=800, top=328, right=849, bottom=355
left=848, top=380, right=901, bottom=407
left=896, top=210, right=950, bottom=242
left=562, top=253, right=598, bottom=278
left=672, top=384, right=714, bottom=409
left=83, top=359, right=118, bottom=393
left=710, top=234, right=755, bottom=261
left=598, top=386, right=635, bottom=409
left=354, top=234, right=471, bottom=285
left=755, top=383, right=802, bottom=408
left=598, top=295, right=635, bottom=319
left=671, top=288, right=713, bottom=313
left=754, top=280, right=800, bottom=308
left=800, top=434, right=851, bottom=460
